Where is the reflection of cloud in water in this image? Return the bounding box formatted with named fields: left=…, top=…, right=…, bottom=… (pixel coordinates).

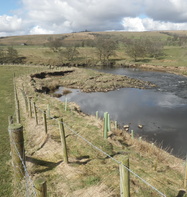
left=156, top=93, right=186, bottom=108
left=56, top=82, right=187, bottom=156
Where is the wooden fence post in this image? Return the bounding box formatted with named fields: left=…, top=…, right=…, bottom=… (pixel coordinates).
left=43, top=110, right=47, bottom=134
left=33, top=102, right=38, bottom=125
left=8, top=123, right=25, bottom=181
left=15, top=99, right=21, bottom=123
left=58, top=118, right=68, bottom=164
left=34, top=177, right=47, bottom=197
left=28, top=96, right=32, bottom=118
left=119, top=157, right=130, bottom=197
left=21, top=89, right=28, bottom=113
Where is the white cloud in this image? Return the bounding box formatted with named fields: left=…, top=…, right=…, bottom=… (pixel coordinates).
left=0, top=15, right=22, bottom=34
left=29, top=25, right=54, bottom=34
left=21, top=0, right=143, bottom=33
left=1, top=0, right=187, bottom=36
left=122, top=17, right=187, bottom=31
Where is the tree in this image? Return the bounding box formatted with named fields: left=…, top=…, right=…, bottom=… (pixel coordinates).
left=146, top=39, right=164, bottom=58
left=7, top=47, right=18, bottom=59
left=95, top=36, right=117, bottom=64
left=125, top=39, right=147, bottom=61
left=47, top=38, right=63, bottom=52
left=0, top=47, right=21, bottom=64
left=60, top=47, right=79, bottom=62
left=125, top=37, right=164, bottom=61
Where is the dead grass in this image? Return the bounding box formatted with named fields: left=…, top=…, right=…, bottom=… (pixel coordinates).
left=14, top=67, right=186, bottom=197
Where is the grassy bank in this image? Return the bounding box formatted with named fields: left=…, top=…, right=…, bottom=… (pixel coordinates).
left=13, top=67, right=186, bottom=196
left=0, top=65, right=47, bottom=197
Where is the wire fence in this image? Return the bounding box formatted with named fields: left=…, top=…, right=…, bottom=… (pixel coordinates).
left=8, top=75, right=186, bottom=197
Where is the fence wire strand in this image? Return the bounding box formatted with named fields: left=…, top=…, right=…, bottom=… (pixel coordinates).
left=32, top=102, right=167, bottom=197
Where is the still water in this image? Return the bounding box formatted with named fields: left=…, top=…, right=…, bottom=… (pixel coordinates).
left=56, top=68, right=187, bottom=157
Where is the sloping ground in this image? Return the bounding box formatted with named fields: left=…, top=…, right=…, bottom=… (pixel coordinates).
left=15, top=67, right=186, bottom=197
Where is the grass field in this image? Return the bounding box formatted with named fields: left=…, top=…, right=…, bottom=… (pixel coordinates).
left=0, top=65, right=46, bottom=197
left=1, top=30, right=187, bottom=69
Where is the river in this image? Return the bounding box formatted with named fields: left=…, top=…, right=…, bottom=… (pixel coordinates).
left=56, top=68, right=187, bottom=158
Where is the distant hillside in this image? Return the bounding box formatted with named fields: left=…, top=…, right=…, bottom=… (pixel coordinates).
left=0, top=30, right=187, bottom=74
left=0, top=30, right=187, bottom=46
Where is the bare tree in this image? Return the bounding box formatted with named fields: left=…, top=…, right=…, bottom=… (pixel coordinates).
left=47, top=38, right=62, bottom=52
left=59, top=47, right=79, bottom=62
left=125, top=37, right=164, bottom=61
left=95, top=36, right=117, bottom=64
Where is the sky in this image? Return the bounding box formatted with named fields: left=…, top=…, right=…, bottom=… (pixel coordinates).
left=0, top=0, right=187, bottom=37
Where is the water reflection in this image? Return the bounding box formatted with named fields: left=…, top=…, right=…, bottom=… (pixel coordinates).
left=56, top=68, right=187, bottom=157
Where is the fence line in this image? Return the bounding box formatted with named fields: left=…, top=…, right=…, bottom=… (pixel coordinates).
left=30, top=96, right=167, bottom=197
left=9, top=127, right=37, bottom=196
left=11, top=80, right=183, bottom=196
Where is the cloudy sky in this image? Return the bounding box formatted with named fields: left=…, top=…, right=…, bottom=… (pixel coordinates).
left=1, top=0, right=187, bottom=36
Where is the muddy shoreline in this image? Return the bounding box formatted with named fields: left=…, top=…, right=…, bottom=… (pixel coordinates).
left=120, top=63, right=187, bottom=77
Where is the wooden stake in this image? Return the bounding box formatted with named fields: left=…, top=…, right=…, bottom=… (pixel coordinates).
left=8, top=123, right=25, bottom=181
left=120, top=157, right=130, bottom=197
left=33, top=102, right=38, bottom=125
left=43, top=111, right=47, bottom=134
left=58, top=118, right=68, bottom=164
left=34, top=177, right=47, bottom=197
left=20, top=89, right=28, bottom=113
left=28, top=97, right=32, bottom=118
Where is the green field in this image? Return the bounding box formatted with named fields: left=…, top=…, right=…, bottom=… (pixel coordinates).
left=1, top=30, right=187, bottom=69
left=0, top=65, right=45, bottom=197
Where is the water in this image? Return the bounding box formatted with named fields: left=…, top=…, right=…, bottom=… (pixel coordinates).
left=56, top=68, right=187, bottom=157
